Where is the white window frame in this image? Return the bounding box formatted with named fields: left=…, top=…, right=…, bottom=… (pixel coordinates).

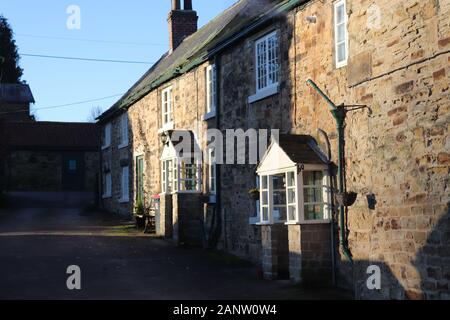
left=208, top=148, right=217, bottom=195
left=255, top=31, right=279, bottom=93
left=161, top=87, right=174, bottom=131
left=204, top=64, right=217, bottom=119
left=120, top=166, right=130, bottom=203
left=102, top=123, right=111, bottom=150
left=103, top=172, right=112, bottom=199
left=161, top=158, right=175, bottom=194
left=334, top=0, right=349, bottom=68
left=249, top=176, right=261, bottom=225
left=257, top=166, right=332, bottom=225
left=118, top=113, right=129, bottom=149
left=161, top=157, right=202, bottom=195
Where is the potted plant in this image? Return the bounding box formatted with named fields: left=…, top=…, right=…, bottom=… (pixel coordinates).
left=134, top=198, right=146, bottom=229
left=336, top=191, right=358, bottom=207
left=248, top=188, right=260, bottom=201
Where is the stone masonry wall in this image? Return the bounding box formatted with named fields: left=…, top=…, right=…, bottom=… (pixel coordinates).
left=218, top=0, right=449, bottom=298
left=100, top=0, right=449, bottom=299
left=288, top=0, right=449, bottom=298
left=7, top=151, right=62, bottom=191
left=101, top=113, right=133, bottom=216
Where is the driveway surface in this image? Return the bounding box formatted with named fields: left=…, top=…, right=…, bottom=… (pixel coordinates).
left=0, top=192, right=352, bottom=300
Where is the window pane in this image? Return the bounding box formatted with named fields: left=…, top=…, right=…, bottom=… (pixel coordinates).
left=288, top=189, right=296, bottom=204
left=304, top=187, right=323, bottom=203
left=261, top=191, right=269, bottom=206
left=336, top=4, right=345, bottom=24
left=303, top=171, right=323, bottom=186
left=305, top=204, right=324, bottom=220
left=337, top=42, right=346, bottom=62
left=262, top=207, right=269, bottom=222
left=337, top=24, right=346, bottom=43
left=273, top=190, right=286, bottom=206
left=287, top=172, right=295, bottom=187
left=288, top=206, right=296, bottom=221
left=273, top=207, right=286, bottom=222
left=272, top=174, right=285, bottom=190
left=261, top=176, right=268, bottom=189
left=68, top=160, right=77, bottom=171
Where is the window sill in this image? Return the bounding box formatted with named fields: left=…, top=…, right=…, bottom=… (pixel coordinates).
left=248, top=85, right=279, bottom=104
left=119, top=198, right=130, bottom=204
left=249, top=217, right=260, bottom=225
left=118, top=142, right=129, bottom=150
left=102, top=194, right=112, bottom=199
left=208, top=194, right=217, bottom=204
left=336, top=60, right=348, bottom=69
left=101, top=145, right=111, bottom=151
left=287, top=220, right=332, bottom=225
left=203, top=110, right=216, bottom=121
left=158, top=122, right=175, bottom=134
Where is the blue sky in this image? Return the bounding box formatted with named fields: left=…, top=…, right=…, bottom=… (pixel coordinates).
left=1, top=0, right=237, bottom=122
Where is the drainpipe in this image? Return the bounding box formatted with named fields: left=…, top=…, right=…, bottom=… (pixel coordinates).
left=211, top=55, right=223, bottom=249
left=306, top=79, right=353, bottom=264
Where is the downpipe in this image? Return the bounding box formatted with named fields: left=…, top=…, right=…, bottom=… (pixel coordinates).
left=306, top=79, right=353, bottom=264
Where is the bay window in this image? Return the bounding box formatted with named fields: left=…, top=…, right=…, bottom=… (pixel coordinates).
left=257, top=168, right=331, bottom=224
left=161, top=140, right=202, bottom=194
left=256, top=135, right=332, bottom=225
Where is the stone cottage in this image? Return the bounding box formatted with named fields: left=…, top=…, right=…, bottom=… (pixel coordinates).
left=97, top=0, right=450, bottom=299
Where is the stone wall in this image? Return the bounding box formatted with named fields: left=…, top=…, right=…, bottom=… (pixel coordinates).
left=216, top=0, right=449, bottom=298
left=288, top=0, right=449, bottom=298
left=101, top=113, right=133, bottom=216
left=99, top=0, right=449, bottom=299
left=7, top=151, right=62, bottom=191
left=5, top=150, right=98, bottom=192
left=261, top=225, right=289, bottom=280
left=172, top=193, right=204, bottom=246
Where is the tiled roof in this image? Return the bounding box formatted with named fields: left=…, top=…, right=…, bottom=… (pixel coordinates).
left=5, top=122, right=100, bottom=150
left=0, top=84, right=35, bottom=104
left=278, top=134, right=329, bottom=165
left=99, top=0, right=306, bottom=122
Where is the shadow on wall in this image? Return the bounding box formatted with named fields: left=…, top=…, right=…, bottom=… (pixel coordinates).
left=342, top=202, right=450, bottom=300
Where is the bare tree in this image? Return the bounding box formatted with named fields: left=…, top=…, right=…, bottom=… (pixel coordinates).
left=87, top=106, right=103, bottom=123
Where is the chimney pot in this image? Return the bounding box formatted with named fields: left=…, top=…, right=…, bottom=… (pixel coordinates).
left=184, top=0, right=192, bottom=10
left=172, top=0, right=180, bottom=10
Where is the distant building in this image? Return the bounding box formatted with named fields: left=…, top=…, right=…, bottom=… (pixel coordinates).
left=0, top=83, right=35, bottom=122
left=2, top=121, right=100, bottom=192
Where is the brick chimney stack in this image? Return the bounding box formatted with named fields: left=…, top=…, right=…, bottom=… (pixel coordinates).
left=168, top=0, right=198, bottom=52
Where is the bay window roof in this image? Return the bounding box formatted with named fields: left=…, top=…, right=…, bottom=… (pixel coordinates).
left=161, top=130, right=202, bottom=160
left=257, top=134, right=328, bottom=174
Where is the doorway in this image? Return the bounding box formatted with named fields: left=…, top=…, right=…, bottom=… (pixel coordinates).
left=62, top=152, right=85, bottom=191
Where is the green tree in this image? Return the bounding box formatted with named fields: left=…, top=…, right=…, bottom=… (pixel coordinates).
left=0, top=15, right=23, bottom=83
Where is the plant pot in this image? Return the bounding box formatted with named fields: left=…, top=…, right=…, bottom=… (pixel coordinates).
left=336, top=192, right=358, bottom=207
left=249, top=192, right=260, bottom=201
